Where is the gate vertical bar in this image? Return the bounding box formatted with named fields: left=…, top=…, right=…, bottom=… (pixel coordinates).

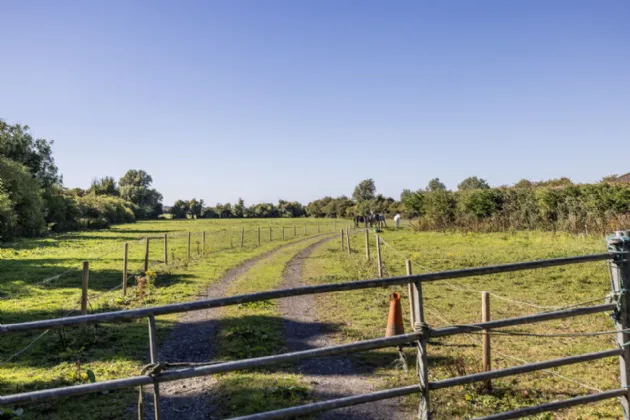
left=609, top=230, right=630, bottom=419
left=411, top=275, right=430, bottom=419
left=147, top=315, right=161, bottom=419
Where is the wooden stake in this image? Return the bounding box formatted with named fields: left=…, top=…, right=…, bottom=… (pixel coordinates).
left=346, top=227, right=351, bottom=254
left=365, top=229, right=370, bottom=261
left=164, top=234, right=168, bottom=265
left=241, top=227, right=245, bottom=248
left=376, top=234, right=383, bottom=278
left=341, top=229, right=345, bottom=251
left=123, top=243, right=128, bottom=297
left=258, top=226, right=261, bottom=246
left=202, top=231, right=206, bottom=256
left=144, top=237, right=150, bottom=273
left=482, top=291, right=492, bottom=390
left=269, top=226, right=272, bottom=242
left=293, top=225, right=296, bottom=237
left=188, top=232, right=191, bottom=259
left=406, top=260, right=415, bottom=329
left=317, top=222, right=320, bottom=233
left=81, top=262, right=89, bottom=315
left=282, top=226, right=285, bottom=240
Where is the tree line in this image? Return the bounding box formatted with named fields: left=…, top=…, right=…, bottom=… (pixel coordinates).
left=4, top=118, right=630, bottom=240
left=0, top=119, right=163, bottom=240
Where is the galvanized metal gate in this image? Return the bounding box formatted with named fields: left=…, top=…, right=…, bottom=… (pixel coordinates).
left=2, top=231, right=630, bottom=419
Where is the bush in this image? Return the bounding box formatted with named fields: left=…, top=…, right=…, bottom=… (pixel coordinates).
left=0, top=157, right=45, bottom=238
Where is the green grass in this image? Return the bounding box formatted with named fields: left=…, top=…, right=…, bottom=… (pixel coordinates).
left=302, top=228, right=621, bottom=419
left=0, top=218, right=340, bottom=419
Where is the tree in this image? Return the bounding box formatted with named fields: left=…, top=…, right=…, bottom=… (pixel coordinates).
left=118, top=169, right=163, bottom=218
left=427, top=178, right=447, bottom=192
left=601, top=174, right=619, bottom=183
left=233, top=198, right=246, bottom=218
left=89, top=176, right=119, bottom=196
left=457, top=176, right=490, bottom=191
left=188, top=198, right=204, bottom=218
left=352, top=179, right=376, bottom=202
left=0, top=119, right=62, bottom=188
left=171, top=200, right=189, bottom=218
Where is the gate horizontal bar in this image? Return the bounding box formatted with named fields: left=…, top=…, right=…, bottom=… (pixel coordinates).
left=0, top=332, right=422, bottom=406
left=429, top=348, right=622, bottom=390
left=0, top=253, right=613, bottom=334
left=474, top=388, right=627, bottom=420
left=230, top=385, right=420, bottom=420
left=430, top=303, right=615, bottom=338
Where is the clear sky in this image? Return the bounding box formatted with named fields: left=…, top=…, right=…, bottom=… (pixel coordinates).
left=1, top=1, right=628, bottom=206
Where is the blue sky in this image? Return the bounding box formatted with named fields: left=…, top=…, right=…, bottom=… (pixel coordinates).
left=1, top=1, right=628, bottom=205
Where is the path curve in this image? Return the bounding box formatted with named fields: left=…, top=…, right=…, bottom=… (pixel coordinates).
left=142, top=234, right=332, bottom=420
left=280, top=238, right=411, bottom=419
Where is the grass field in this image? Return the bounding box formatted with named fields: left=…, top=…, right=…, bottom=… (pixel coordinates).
left=302, top=228, right=621, bottom=419
left=1, top=219, right=624, bottom=419
left=0, top=218, right=339, bottom=419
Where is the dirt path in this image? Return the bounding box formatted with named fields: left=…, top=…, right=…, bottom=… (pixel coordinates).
left=142, top=235, right=331, bottom=420
left=279, top=238, right=412, bottom=419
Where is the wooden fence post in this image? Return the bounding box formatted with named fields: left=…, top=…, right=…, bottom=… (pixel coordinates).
left=144, top=237, right=150, bottom=272
left=241, top=227, right=245, bottom=248
left=294, top=225, right=297, bottom=237
left=269, top=226, right=272, bottom=242
left=258, top=226, right=261, bottom=246
left=411, top=275, right=430, bottom=419
left=123, top=243, right=128, bottom=297
left=317, top=222, right=320, bottom=233
left=406, top=260, right=415, bottom=329
left=346, top=227, right=351, bottom=254
left=188, top=232, right=191, bottom=259
left=482, top=291, right=492, bottom=390
left=340, top=229, right=345, bottom=251
left=365, top=229, right=370, bottom=261
left=164, top=234, right=168, bottom=265
left=609, top=231, right=630, bottom=416
left=376, top=234, right=383, bottom=278
left=81, top=262, right=89, bottom=315
left=282, top=226, right=285, bottom=240
left=202, top=231, right=206, bottom=257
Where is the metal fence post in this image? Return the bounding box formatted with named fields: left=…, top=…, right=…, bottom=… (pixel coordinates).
left=147, top=315, right=161, bottom=419
left=609, top=230, right=630, bottom=419
left=406, top=260, right=415, bottom=330
left=411, top=277, right=430, bottom=419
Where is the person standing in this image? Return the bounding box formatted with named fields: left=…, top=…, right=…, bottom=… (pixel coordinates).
left=394, top=212, right=401, bottom=230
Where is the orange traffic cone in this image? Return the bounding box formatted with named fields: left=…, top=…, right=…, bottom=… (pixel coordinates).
left=385, top=292, right=405, bottom=337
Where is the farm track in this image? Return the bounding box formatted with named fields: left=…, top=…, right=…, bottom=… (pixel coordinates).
left=141, top=233, right=332, bottom=420
left=279, top=237, right=412, bottom=420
